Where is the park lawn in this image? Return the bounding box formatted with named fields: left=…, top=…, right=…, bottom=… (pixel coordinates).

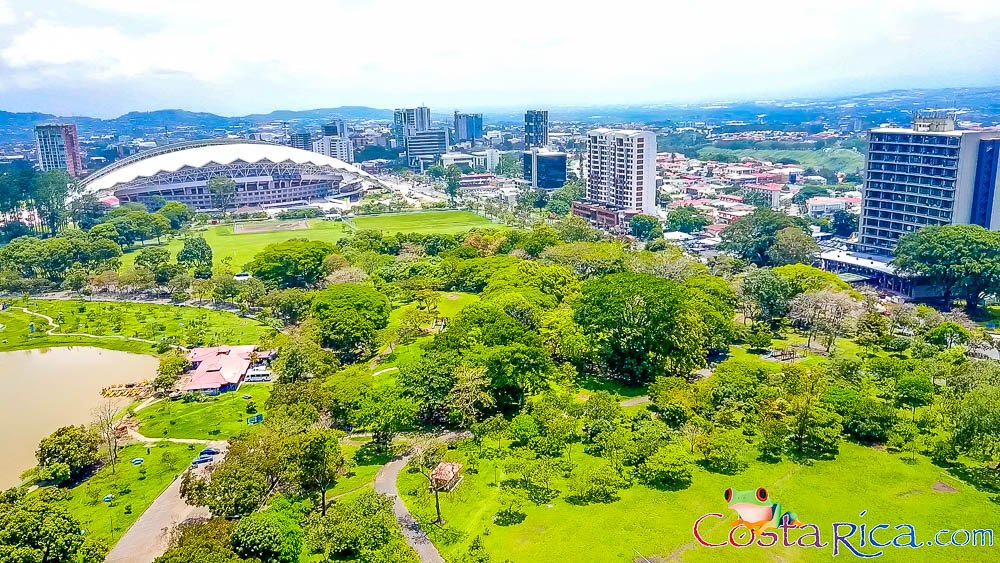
left=120, top=211, right=492, bottom=271
left=24, top=299, right=272, bottom=348
left=399, top=442, right=1000, bottom=563
left=351, top=210, right=494, bottom=234
left=46, top=441, right=193, bottom=548
left=325, top=443, right=393, bottom=499
left=0, top=305, right=158, bottom=354
left=136, top=384, right=271, bottom=440
left=121, top=219, right=347, bottom=271
left=695, top=147, right=865, bottom=174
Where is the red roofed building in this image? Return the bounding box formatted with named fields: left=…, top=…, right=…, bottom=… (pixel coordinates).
left=430, top=462, right=463, bottom=491
left=182, top=345, right=274, bottom=393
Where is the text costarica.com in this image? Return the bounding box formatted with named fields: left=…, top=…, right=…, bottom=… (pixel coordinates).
left=693, top=513, right=994, bottom=558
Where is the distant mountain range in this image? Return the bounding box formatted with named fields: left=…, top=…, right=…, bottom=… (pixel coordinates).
left=0, top=106, right=395, bottom=144
left=2, top=86, right=999, bottom=144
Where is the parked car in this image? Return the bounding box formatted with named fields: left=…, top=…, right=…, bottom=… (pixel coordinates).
left=199, top=447, right=220, bottom=456
left=191, top=456, right=213, bottom=465
left=233, top=272, right=252, bottom=281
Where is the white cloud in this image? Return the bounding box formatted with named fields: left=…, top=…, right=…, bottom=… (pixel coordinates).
left=0, top=0, right=16, bottom=26
left=0, top=0, right=998, bottom=115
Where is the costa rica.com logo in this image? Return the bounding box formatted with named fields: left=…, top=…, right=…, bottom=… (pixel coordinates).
left=692, top=487, right=994, bottom=558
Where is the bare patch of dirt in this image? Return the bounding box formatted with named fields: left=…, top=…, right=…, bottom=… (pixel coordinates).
left=933, top=480, right=959, bottom=493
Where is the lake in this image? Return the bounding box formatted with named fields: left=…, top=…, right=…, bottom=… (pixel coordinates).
left=0, top=347, right=158, bottom=488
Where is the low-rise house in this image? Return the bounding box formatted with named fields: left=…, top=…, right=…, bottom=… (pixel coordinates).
left=806, top=196, right=861, bottom=217
left=182, top=345, right=274, bottom=393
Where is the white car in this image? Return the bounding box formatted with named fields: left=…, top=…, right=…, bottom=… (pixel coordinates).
left=233, top=272, right=252, bottom=282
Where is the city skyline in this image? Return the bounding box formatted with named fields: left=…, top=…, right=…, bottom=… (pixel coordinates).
left=1, top=0, right=999, bottom=117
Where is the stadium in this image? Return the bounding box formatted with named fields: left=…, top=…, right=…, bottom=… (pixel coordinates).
left=79, top=139, right=378, bottom=211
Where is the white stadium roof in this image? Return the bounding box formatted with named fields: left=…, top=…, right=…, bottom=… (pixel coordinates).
left=80, top=139, right=377, bottom=194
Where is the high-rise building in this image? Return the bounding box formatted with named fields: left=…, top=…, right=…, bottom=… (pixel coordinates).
left=524, top=110, right=549, bottom=148
left=312, top=120, right=354, bottom=163
left=393, top=107, right=432, bottom=146
left=522, top=148, right=567, bottom=189
left=322, top=119, right=348, bottom=138
left=312, top=136, right=354, bottom=163
left=571, top=128, right=655, bottom=228
left=289, top=132, right=311, bottom=151
left=35, top=124, right=83, bottom=177
left=406, top=128, right=449, bottom=168
left=856, top=114, right=1000, bottom=255
left=453, top=112, right=484, bottom=143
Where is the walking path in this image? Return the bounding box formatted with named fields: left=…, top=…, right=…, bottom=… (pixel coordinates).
left=373, top=431, right=469, bottom=563
left=20, top=290, right=244, bottom=315
left=619, top=395, right=651, bottom=407
left=16, top=307, right=179, bottom=348
left=127, top=428, right=212, bottom=445
left=105, top=440, right=227, bottom=563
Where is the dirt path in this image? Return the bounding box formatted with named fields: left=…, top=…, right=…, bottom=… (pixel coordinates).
left=105, top=440, right=227, bottom=563
left=620, top=395, right=651, bottom=407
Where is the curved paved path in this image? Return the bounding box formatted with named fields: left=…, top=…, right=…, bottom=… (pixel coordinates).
left=105, top=440, right=227, bottom=563
left=373, top=431, right=470, bottom=563
left=374, top=456, right=445, bottom=563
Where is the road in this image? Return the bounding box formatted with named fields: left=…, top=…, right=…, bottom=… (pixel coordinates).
left=104, top=440, right=227, bottom=563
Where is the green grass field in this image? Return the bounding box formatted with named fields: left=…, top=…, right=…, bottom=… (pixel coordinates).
left=351, top=211, right=493, bottom=234
left=372, top=291, right=480, bottom=373
left=0, top=299, right=273, bottom=353
left=399, top=442, right=1000, bottom=562
left=136, top=384, right=271, bottom=440
left=120, top=211, right=494, bottom=271
left=696, top=147, right=865, bottom=174
left=45, top=441, right=194, bottom=547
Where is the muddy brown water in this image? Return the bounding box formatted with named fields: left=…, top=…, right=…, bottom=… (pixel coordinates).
left=0, top=347, right=157, bottom=487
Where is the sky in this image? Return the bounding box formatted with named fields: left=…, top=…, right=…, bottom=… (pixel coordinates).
left=1, top=0, right=999, bottom=118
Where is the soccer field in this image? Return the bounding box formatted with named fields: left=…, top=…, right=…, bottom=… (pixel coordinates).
left=121, top=210, right=494, bottom=270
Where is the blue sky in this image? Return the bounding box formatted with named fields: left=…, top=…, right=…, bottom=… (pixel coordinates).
left=1, top=0, right=999, bottom=117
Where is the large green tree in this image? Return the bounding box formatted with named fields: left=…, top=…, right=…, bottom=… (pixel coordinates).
left=664, top=205, right=710, bottom=233
left=35, top=425, right=100, bottom=482
left=246, top=239, right=337, bottom=288
left=310, top=283, right=390, bottom=360
left=893, top=224, right=1000, bottom=310
left=573, top=272, right=711, bottom=384
left=207, top=176, right=237, bottom=215
left=629, top=214, right=662, bottom=241
left=720, top=208, right=810, bottom=266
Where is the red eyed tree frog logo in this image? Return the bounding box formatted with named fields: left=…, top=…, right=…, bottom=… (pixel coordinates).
left=725, top=487, right=804, bottom=532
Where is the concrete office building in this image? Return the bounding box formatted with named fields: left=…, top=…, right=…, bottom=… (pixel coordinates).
left=572, top=128, right=655, bottom=228
left=453, top=112, right=484, bottom=143
left=406, top=128, right=449, bottom=168
left=857, top=114, right=1000, bottom=255
left=524, top=110, right=548, bottom=148
left=820, top=114, right=1000, bottom=300
left=522, top=148, right=567, bottom=189
left=393, top=106, right=432, bottom=146
left=289, top=132, right=311, bottom=151
left=35, top=124, right=84, bottom=177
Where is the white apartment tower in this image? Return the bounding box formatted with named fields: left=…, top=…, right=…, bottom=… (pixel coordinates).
left=583, top=128, right=656, bottom=214
left=312, top=119, right=354, bottom=163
